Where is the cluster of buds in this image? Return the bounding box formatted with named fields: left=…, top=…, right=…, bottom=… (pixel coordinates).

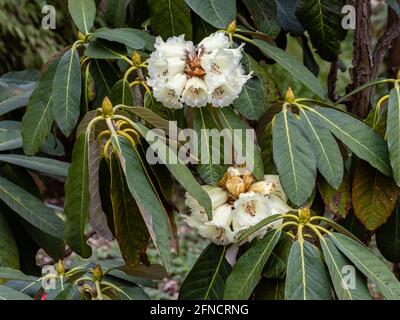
left=184, top=167, right=292, bottom=245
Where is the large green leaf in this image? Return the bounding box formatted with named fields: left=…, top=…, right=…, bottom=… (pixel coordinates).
left=0, top=211, right=19, bottom=269
left=299, top=109, right=343, bottom=189
left=185, top=0, right=236, bottom=29
left=0, top=267, right=37, bottom=282
left=242, top=0, right=280, bottom=37
left=328, top=232, right=400, bottom=300
left=93, top=28, right=146, bottom=50
left=387, top=84, right=400, bottom=186
left=148, top=0, right=192, bottom=39
left=52, top=48, right=82, bottom=137
left=272, top=110, right=317, bottom=206
left=68, top=0, right=96, bottom=34
left=320, top=235, right=371, bottom=300
left=0, top=124, right=21, bottom=152
left=194, top=108, right=226, bottom=185
left=285, top=240, right=332, bottom=300
left=0, top=154, right=69, bottom=177
left=112, top=135, right=171, bottom=269
left=21, top=59, right=59, bottom=155
left=215, top=107, right=264, bottom=181
left=295, top=0, right=347, bottom=61
left=180, top=244, right=231, bottom=300
left=352, top=160, right=399, bottom=231
left=64, top=133, right=92, bottom=258
left=305, top=106, right=391, bottom=175
left=317, top=175, right=351, bottom=218
left=132, top=123, right=213, bottom=220
left=233, top=54, right=279, bottom=121
left=110, top=152, right=149, bottom=267
left=0, top=285, right=33, bottom=300
left=376, top=198, right=400, bottom=263
left=0, top=177, right=64, bottom=238
left=85, top=39, right=128, bottom=60
left=253, top=278, right=285, bottom=300
left=224, top=229, right=281, bottom=300
left=253, top=39, right=325, bottom=99
left=103, top=0, right=130, bottom=27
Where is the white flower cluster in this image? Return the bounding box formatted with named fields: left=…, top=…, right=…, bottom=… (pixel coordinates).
left=147, top=33, right=251, bottom=109
left=184, top=168, right=292, bottom=245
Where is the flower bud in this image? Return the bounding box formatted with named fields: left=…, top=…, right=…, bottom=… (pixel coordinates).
left=204, top=186, right=228, bottom=209
left=298, top=207, right=311, bottom=224
left=77, top=31, right=85, bottom=41
left=285, top=87, right=295, bottom=103
left=55, top=260, right=65, bottom=276
left=226, top=176, right=245, bottom=198
left=227, top=167, right=240, bottom=177
left=101, top=96, right=113, bottom=117
left=227, top=20, right=237, bottom=33
left=87, top=74, right=96, bottom=102
left=242, top=170, right=254, bottom=190
left=132, top=51, right=142, bottom=67
left=92, top=265, right=103, bottom=282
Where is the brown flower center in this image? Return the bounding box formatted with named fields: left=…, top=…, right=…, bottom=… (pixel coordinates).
left=185, top=49, right=206, bottom=79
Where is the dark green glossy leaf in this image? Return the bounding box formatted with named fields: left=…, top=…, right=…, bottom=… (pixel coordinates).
left=68, top=0, right=96, bottom=34
left=180, top=244, right=231, bottom=300
left=93, top=28, right=146, bottom=50
left=242, top=0, right=280, bottom=37
left=0, top=285, right=33, bottom=300
left=0, top=211, right=19, bottom=269
left=387, top=84, right=400, bottom=185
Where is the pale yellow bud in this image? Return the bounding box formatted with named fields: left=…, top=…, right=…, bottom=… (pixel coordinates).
left=285, top=87, right=295, bottom=103
left=298, top=207, right=311, bottom=224
left=101, top=96, right=113, bottom=117
left=226, top=176, right=245, bottom=199
left=132, top=51, right=142, bottom=67
left=227, top=20, right=237, bottom=33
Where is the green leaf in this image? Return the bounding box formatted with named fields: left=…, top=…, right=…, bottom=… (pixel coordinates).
left=64, top=133, right=92, bottom=258
left=233, top=54, right=279, bottom=121
left=93, top=28, right=146, bottom=50
left=0, top=211, right=19, bottom=269
left=109, top=79, right=133, bottom=107
left=242, top=0, right=280, bottom=38
left=52, top=48, right=82, bottom=137
left=276, top=0, right=304, bottom=35
left=320, top=235, right=371, bottom=300
left=68, top=0, right=96, bottom=34
left=352, top=160, right=399, bottom=231
left=0, top=154, right=69, bottom=177
left=0, top=267, right=37, bottom=282
left=224, top=229, right=281, bottom=300
left=253, top=39, right=325, bottom=99
left=305, top=106, right=391, bottom=175
left=317, top=175, right=351, bottom=218
left=0, top=285, right=33, bottom=300
left=295, top=0, right=347, bottom=61
left=0, top=88, right=33, bottom=116
left=180, top=244, right=231, bottom=300
left=90, top=60, right=120, bottom=107
left=272, top=110, right=317, bottom=206
left=112, top=135, right=171, bottom=269
left=253, top=278, right=285, bottom=300
left=263, top=232, right=293, bottom=279
left=299, top=109, right=343, bottom=189
left=387, top=84, right=400, bottom=186
left=328, top=232, right=400, bottom=300
left=185, top=0, right=236, bottom=29
left=21, top=60, right=59, bottom=155
left=285, top=240, right=332, bottom=300
left=194, top=108, right=226, bottom=185
left=215, top=107, right=264, bottom=181
left=376, top=198, right=400, bottom=263
left=148, top=0, right=192, bottom=39
left=0, top=126, right=21, bottom=152
left=0, top=177, right=64, bottom=238
left=85, top=39, right=127, bottom=60
left=110, top=152, right=149, bottom=267
left=336, top=78, right=390, bottom=105
left=132, top=123, right=213, bottom=220
left=103, top=0, right=130, bottom=27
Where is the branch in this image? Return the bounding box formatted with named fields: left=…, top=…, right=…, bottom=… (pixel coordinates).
left=348, top=0, right=372, bottom=118
left=328, top=60, right=339, bottom=102
left=371, top=20, right=400, bottom=80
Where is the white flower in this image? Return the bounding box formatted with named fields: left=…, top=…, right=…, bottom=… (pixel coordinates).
left=199, top=32, right=230, bottom=53
left=151, top=73, right=187, bottom=109
left=231, top=191, right=268, bottom=232
left=147, top=33, right=251, bottom=109
left=181, top=77, right=208, bottom=107
left=154, top=35, right=194, bottom=59
left=265, top=175, right=287, bottom=202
